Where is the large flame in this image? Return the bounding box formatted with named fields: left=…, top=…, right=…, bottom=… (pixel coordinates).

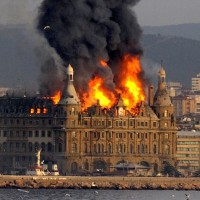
left=82, top=60, right=116, bottom=110
left=117, top=54, right=145, bottom=115
left=80, top=55, right=145, bottom=115
left=82, top=76, right=116, bottom=110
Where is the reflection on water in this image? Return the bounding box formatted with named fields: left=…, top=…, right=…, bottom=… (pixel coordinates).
left=0, top=189, right=199, bottom=200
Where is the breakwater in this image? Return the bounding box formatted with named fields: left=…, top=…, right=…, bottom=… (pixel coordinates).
left=0, top=175, right=200, bottom=190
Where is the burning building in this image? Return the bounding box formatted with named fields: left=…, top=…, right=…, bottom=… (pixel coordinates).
left=0, top=64, right=177, bottom=176
left=0, top=0, right=178, bottom=176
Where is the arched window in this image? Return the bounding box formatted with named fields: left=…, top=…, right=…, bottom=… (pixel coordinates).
left=28, top=143, right=33, bottom=152
left=119, top=144, right=123, bottom=153
left=130, top=144, right=134, bottom=154
left=47, top=142, right=52, bottom=152
left=101, top=144, right=104, bottom=153
left=9, top=142, right=13, bottom=152
left=94, top=144, right=97, bottom=153
left=98, top=143, right=101, bottom=153
left=71, top=162, right=78, bottom=173
left=84, top=162, right=89, bottom=170
left=3, top=142, right=7, bottom=152
left=108, top=143, right=112, bottom=154
left=84, top=143, right=87, bottom=153
left=137, top=144, right=140, bottom=153
left=164, top=110, right=168, bottom=117
left=153, top=144, right=157, bottom=154
left=123, top=144, right=126, bottom=153
left=141, top=144, right=145, bottom=154
left=22, top=142, right=26, bottom=151
left=34, top=142, right=39, bottom=151
left=72, top=143, right=77, bottom=153
left=58, top=143, right=62, bottom=152
left=41, top=142, right=46, bottom=152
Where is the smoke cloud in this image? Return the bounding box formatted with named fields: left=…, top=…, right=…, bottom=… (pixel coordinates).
left=37, top=0, right=142, bottom=96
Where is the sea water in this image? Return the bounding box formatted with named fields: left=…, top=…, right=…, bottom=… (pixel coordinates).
left=0, top=189, right=199, bottom=200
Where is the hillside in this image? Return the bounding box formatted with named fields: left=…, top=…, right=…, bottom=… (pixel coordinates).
left=143, top=23, right=200, bottom=41
left=141, top=34, right=200, bottom=87
left=0, top=24, right=200, bottom=89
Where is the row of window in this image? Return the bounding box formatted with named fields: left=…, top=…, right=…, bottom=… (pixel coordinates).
left=177, top=154, right=199, bottom=158
left=0, top=142, right=61, bottom=153
left=0, top=130, right=52, bottom=138
left=82, top=131, right=160, bottom=140
left=71, top=143, right=165, bottom=155
left=83, top=120, right=157, bottom=128
left=177, top=141, right=199, bottom=145
left=177, top=147, right=199, bottom=151
left=179, top=160, right=199, bottom=164
left=0, top=118, right=53, bottom=126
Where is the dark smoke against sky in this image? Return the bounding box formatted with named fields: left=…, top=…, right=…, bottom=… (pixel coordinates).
left=37, top=0, right=143, bottom=96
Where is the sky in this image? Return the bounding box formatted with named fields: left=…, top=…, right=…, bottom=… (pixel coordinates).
left=0, top=0, right=200, bottom=26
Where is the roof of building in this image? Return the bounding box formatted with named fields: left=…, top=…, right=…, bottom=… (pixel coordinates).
left=153, top=88, right=172, bottom=106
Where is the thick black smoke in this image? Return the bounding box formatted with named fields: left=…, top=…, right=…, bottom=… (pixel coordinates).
left=37, top=0, right=142, bottom=95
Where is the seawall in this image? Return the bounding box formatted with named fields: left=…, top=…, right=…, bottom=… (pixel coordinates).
left=0, top=175, right=200, bottom=190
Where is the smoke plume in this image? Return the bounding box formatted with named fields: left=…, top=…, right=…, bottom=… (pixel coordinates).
left=37, top=0, right=143, bottom=97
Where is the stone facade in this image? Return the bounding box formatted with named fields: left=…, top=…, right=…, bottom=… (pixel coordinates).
left=0, top=65, right=177, bottom=176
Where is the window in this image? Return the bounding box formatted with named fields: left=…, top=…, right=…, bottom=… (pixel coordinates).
left=23, top=131, right=26, bottom=137
left=94, top=144, right=97, bottom=153
left=72, top=131, right=76, bottom=138
left=164, top=123, right=168, bottom=127
left=48, top=131, right=52, bottom=137
left=41, top=142, right=46, bottom=152
left=130, top=144, right=134, bottom=154
left=153, top=122, right=157, bottom=127
left=28, top=143, right=33, bottom=152
left=41, top=131, right=45, bottom=137
left=84, top=143, right=87, bottom=153
left=72, top=143, right=77, bottom=153
left=153, top=144, right=157, bottom=154
left=47, top=143, right=52, bottom=152
left=108, top=143, right=112, bottom=154
left=84, top=132, right=88, bottom=138
left=29, top=131, right=33, bottom=137
left=22, top=143, right=26, bottom=151
left=3, top=131, right=7, bottom=137
left=164, top=110, right=168, bottom=117
left=35, top=131, right=39, bottom=137
left=58, top=143, right=62, bottom=152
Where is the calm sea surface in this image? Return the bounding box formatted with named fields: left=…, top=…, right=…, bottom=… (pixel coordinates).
left=0, top=189, right=199, bottom=200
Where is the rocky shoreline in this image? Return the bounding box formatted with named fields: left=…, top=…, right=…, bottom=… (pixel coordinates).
left=0, top=176, right=200, bottom=190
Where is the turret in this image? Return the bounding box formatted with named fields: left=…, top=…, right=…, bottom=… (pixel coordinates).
left=59, top=64, right=80, bottom=105
left=153, top=67, right=175, bottom=128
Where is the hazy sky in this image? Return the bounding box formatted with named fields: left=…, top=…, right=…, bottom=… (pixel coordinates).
left=0, top=0, right=200, bottom=26
left=135, top=0, right=200, bottom=26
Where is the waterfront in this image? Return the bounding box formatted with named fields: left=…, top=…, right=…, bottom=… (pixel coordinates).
left=0, top=176, right=200, bottom=190
left=0, top=189, right=199, bottom=200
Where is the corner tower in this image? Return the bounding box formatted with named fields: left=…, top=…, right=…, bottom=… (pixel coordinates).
left=153, top=67, right=175, bottom=128
left=59, top=64, right=80, bottom=105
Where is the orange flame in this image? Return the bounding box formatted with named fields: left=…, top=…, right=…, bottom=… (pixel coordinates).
left=51, top=91, right=61, bottom=104
left=117, top=54, right=145, bottom=115
left=81, top=55, right=145, bottom=115
left=82, top=76, right=116, bottom=110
